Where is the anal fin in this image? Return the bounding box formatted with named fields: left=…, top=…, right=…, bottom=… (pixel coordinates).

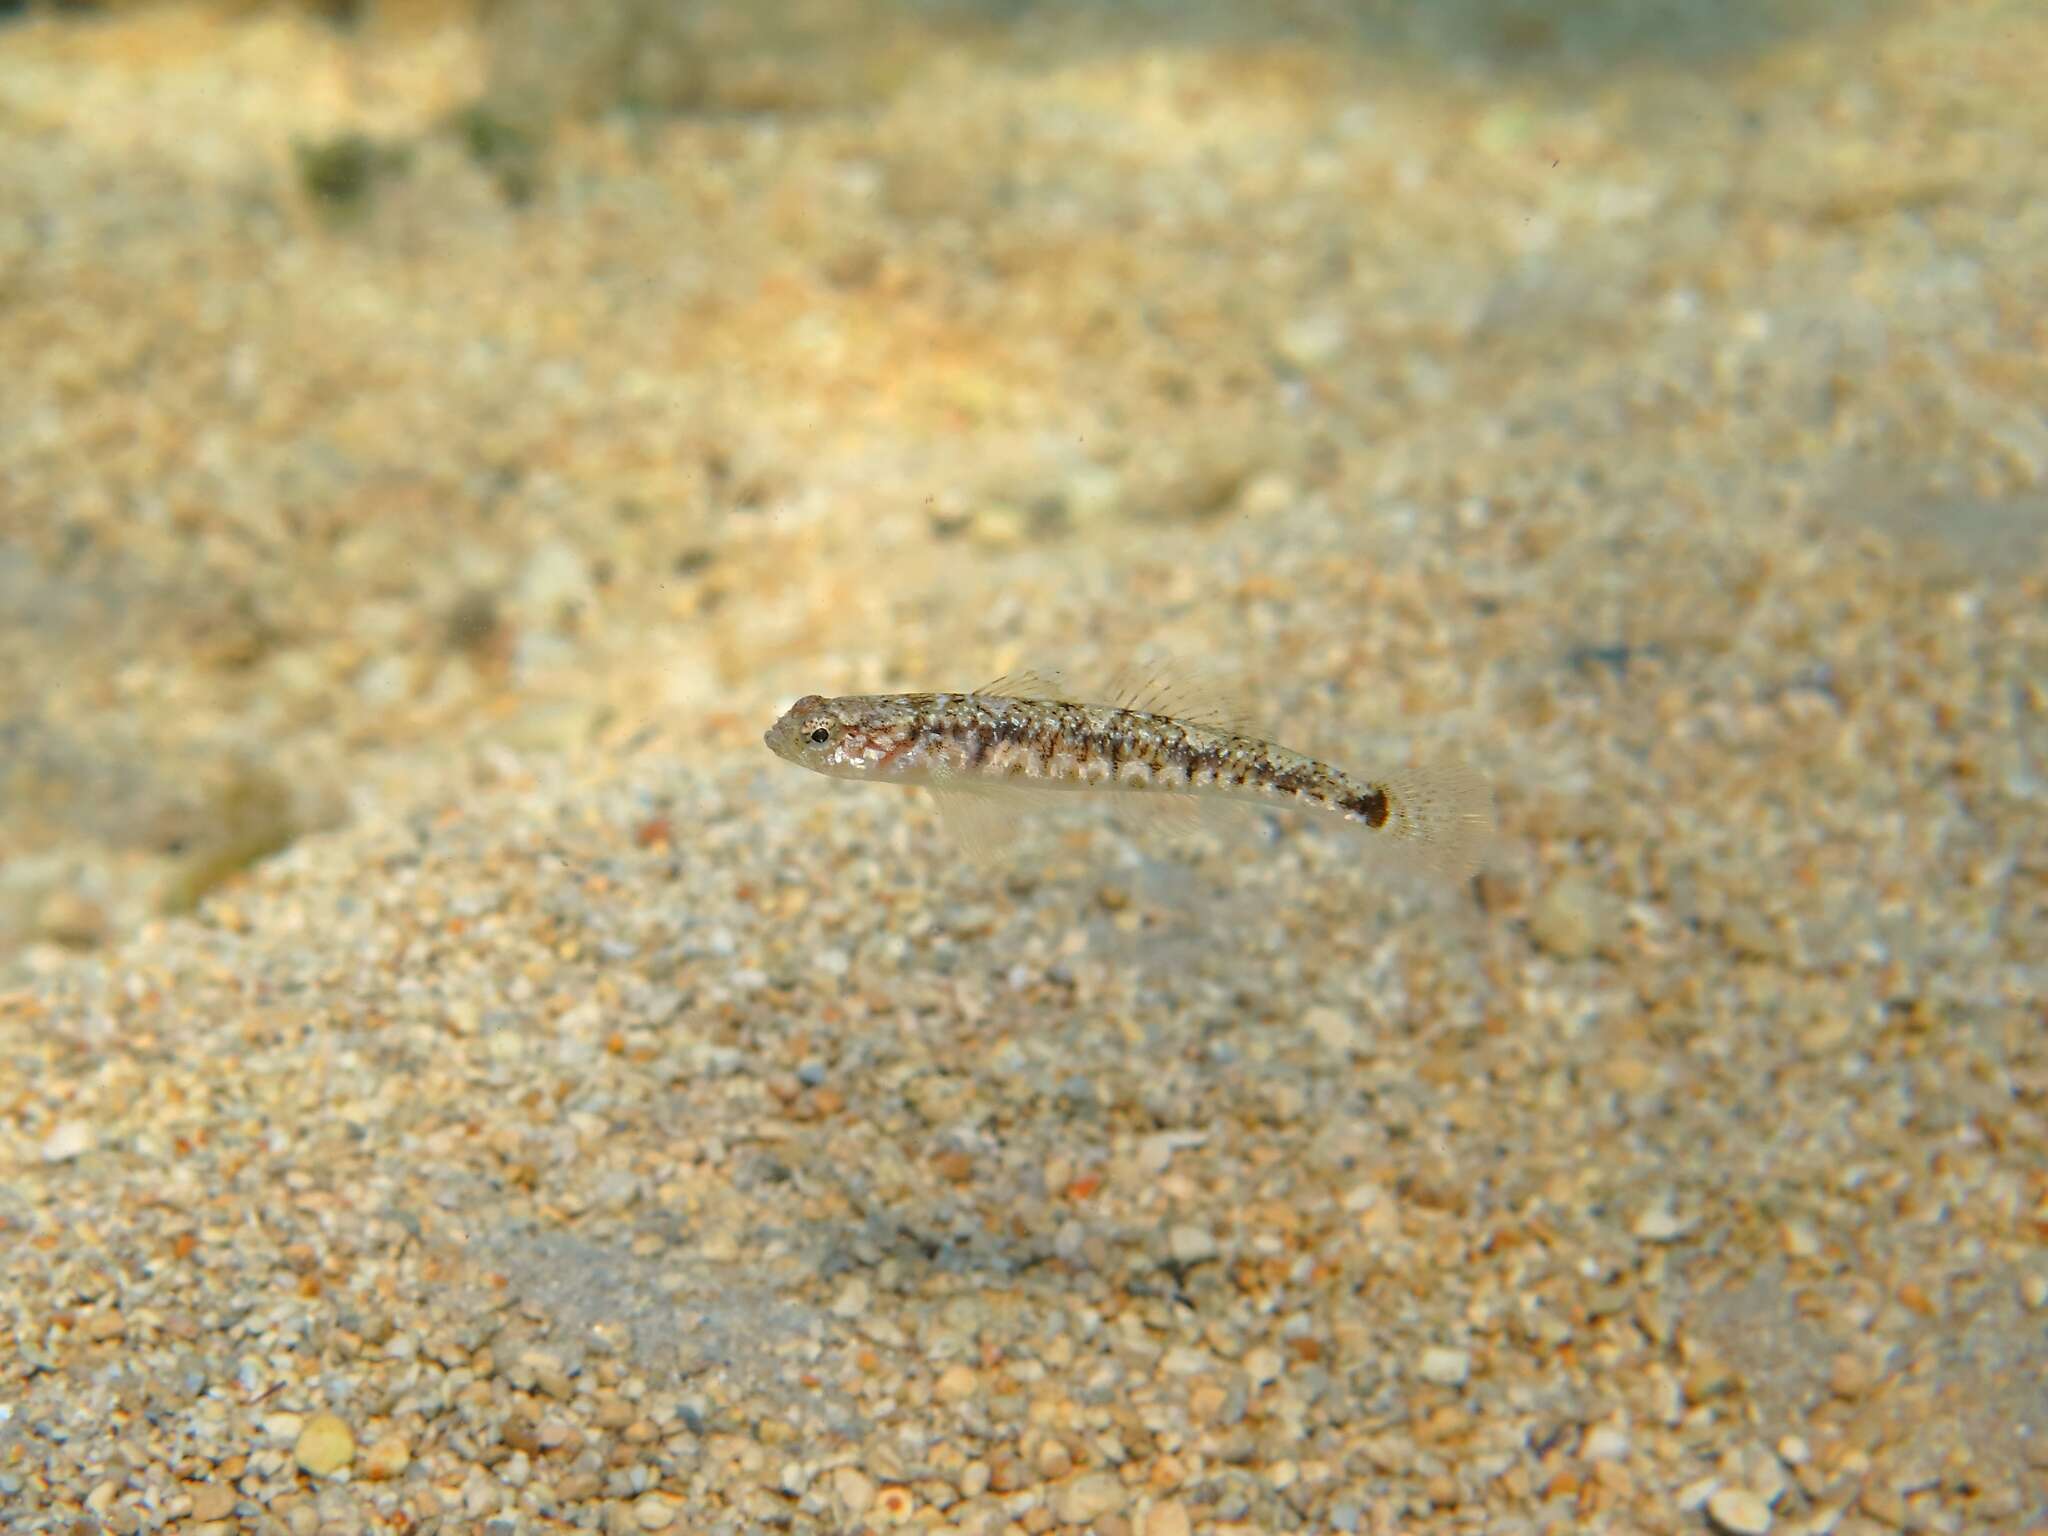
left=925, top=781, right=1041, bottom=866
left=1101, top=788, right=1261, bottom=852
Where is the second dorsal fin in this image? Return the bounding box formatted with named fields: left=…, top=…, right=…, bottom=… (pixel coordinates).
left=967, top=658, right=1254, bottom=735
left=1102, top=658, right=1254, bottom=735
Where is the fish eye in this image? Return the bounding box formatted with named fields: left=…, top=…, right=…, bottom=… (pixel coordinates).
left=808, top=725, right=831, bottom=744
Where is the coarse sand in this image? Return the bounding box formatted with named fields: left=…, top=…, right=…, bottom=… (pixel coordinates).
left=1, top=2, right=2044, bottom=1532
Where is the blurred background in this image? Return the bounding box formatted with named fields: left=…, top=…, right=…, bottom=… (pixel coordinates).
left=4, top=0, right=2039, bottom=964
left=3, top=3, right=2046, bottom=1532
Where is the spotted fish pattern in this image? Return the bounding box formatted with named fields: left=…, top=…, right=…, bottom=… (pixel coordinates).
left=765, top=670, right=1491, bottom=875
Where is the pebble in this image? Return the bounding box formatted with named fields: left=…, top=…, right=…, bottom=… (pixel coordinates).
left=33, top=887, right=108, bottom=948
left=633, top=1493, right=678, bottom=1530
left=831, top=1278, right=871, bottom=1318
left=1631, top=1200, right=1687, bottom=1242
left=1275, top=309, right=1349, bottom=368
left=1719, top=908, right=1787, bottom=961
left=1582, top=1425, right=1630, bottom=1462
left=1677, top=1477, right=1721, bottom=1512
left=1829, top=1352, right=1875, bottom=1399
left=353, top=654, right=412, bottom=708
left=1055, top=1471, right=1126, bottom=1524
left=935, top=1363, right=978, bottom=1401
left=1797, top=1014, right=1854, bottom=1055
left=1302, top=1005, right=1358, bottom=1052
left=1416, top=1347, right=1471, bottom=1388
left=1243, top=1346, right=1283, bottom=1386
left=1527, top=874, right=1621, bottom=959
left=968, top=505, right=1027, bottom=552
left=39, top=1121, right=93, bottom=1163
left=1782, top=1222, right=1822, bottom=1258
left=188, top=1484, right=235, bottom=1521
left=517, top=539, right=594, bottom=620
left=1235, top=471, right=1297, bottom=519
left=292, top=1413, right=354, bottom=1477
left=363, top=1434, right=411, bottom=1480
left=1707, top=1486, right=1775, bottom=1535
left=832, top=1467, right=876, bottom=1515
left=1135, top=1131, right=1205, bottom=1174
left=1063, top=465, right=1123, bottom=524
left=1859, top=1482, right=1908, bottom=1528
left=0, top=13, right=2034, bottom=1536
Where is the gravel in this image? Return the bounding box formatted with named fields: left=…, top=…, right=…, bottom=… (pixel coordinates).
left=2, top=3, right=2044, bottom=1533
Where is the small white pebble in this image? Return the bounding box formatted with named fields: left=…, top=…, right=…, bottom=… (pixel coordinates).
left=1416, top=1347, right=1470, bottom=1387
left=517, top=538, right=593, bottom=616
left=1302, top=1005, right=1357, bottom=1052
left=362, top=1434, right=411, bottom=1480
left=1237, top=472, right=1297, bottom=519
left=1055, top=1471, right=1125, bottom=1523
left=1160, top=1345, right=1211, bottom=1376
left=830, top=1278, right=870, bottom=1319
left=1275, top=309, right=1348, bottom=369
left=1677, top=1476, right=1721, bottom=1512
left=1167, top=1225, right=1218, bottom=1265
left=1528, top=874, right=1620, bottom=959
left=934, top=1363, right=977, bottom=1402
left=831, top=1466, right=876, bottom=1514
left=1242, top=1346, right=1283, bottom=1387
left=1135, top=1131, right=1205, bottom=1174
left=39, top=1121, right=93, bottom=1163
left=1582, top=1424, right=1630, bottom=1462
left=634, top=1492, right=678, bottom=1530
left=292, top=1413, right=355, bottom=1477
left=1632, top=1201, right=1687, bottom=1243
left=1707, top=1486, right=1774, bottom=1535
left=1781, top=1222, right=1821, bottom=1259
left=1776, top=1436, right=1810, bottom=1467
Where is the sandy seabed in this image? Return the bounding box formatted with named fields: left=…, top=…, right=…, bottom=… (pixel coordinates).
left=1, top=2, right=2044, bottom=1532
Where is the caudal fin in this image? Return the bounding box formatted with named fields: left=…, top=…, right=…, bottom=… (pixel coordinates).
left=1374, top=760, right=1494, bottom=880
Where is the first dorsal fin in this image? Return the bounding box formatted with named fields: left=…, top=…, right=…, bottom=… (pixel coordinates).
left=973, top=668, right=1067, bottom=701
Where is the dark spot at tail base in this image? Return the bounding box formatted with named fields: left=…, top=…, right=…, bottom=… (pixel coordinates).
left=1345, top=788, right=1391, bottom=827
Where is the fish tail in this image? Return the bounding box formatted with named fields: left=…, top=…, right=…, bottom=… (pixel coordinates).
left=1368, top=760, right=1494, bottom=879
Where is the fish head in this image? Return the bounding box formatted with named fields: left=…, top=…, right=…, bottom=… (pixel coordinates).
left=764, top=694, right=915, bottom=780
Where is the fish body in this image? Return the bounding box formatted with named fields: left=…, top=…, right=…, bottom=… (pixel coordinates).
left=764, top=673, right=1492, bottom=875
